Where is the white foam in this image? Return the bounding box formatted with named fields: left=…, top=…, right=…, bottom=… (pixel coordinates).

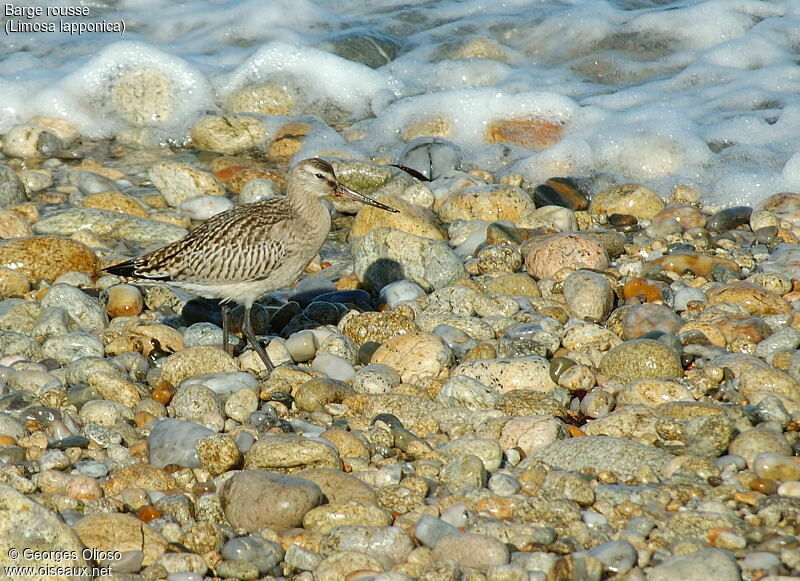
left=2, top=0, right=800, bottom=205
left=219, top=41, right=403, bottom=121
left=31, top=41, right=213, bottom=141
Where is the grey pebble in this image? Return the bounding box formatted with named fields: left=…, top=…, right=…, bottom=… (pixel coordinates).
left=148, top=418, right=214, bottom=468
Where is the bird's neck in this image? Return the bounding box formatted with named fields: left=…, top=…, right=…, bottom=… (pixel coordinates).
left=288, top=190, right=332, bottom=236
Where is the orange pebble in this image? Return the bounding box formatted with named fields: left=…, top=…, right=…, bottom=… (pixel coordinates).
left=622, top=277, right=669, bottom=302
left=213, top=166, right=249, bottom=181
left=151, top=384, right=175, bottom=405
left=134, top=411, right=157, bottom=429
left=476, top=496, right=517, bottom=520
left=136, top=505, right=161, bottom=522
left=749, top=477, right=778, bottom=495
left=565, top=425, right=587, bottom=437
left=0, top=435, right=17, bottom=446
left=129, top=440, right=149, bottom=461
left=707, top=527, right=735, bottom=545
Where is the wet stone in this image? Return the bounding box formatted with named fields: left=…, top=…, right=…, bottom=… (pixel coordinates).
left=589, top=183, right=665, bottom=220
left=221, top=534, right=284, bottom=575
left=399, top=136, right=462, bottom=180
left=707, top=205, right=753, bottom=231
left=532, top=178, right=589, bottom=211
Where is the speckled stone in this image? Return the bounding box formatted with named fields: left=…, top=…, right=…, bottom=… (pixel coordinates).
left=350, top=196, right=445, bottom=241
left=619, top=378, right=694, bottom=407
left=583, top=404, right=657, bottom=439
left=599, top=339, right=683, bottom=382
left=320, top=526, right=415, bottom=567
left=452, top=355, right=559, bottom=394
left=524, top=234, right=609, bottom=280
left=244, top=434, right=342, bottom=473
left=589, top=183, right=665, bottom=220
left=0, top=236, right=97, bottom=283
left=314, top=551, right=385, bottom=581
left=295, top=468, right=378, bottom=504
left=439, top=184, right=536, bottom=223
left=646, top=548, right=740, bottom=581
left=338, top=311, right=419, bottom=345
left=738, top=366, right=800, bottom=406
left=160, top=346, right=238, bottom=386
left=303, top=500, right=393, bottom=535
left=371, top=332, right=454, bottom=382
left=191, top=115, right=267, bottom=155
left=220, top=470, right=324, bottom=532
left=83, top=191, right=150, bottom=217
left=196, top=433, right=241, bottom=475
left=34, top=208, right=187, bottom=246
left=652, top=203, right=706, bottom=229
left=527, top=435, right=671, bottom=476
left=0, top=483, right=91, bottom=573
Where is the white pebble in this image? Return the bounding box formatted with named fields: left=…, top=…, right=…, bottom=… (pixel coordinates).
left=311, top=353, right=355, bottom=382
left=285, top=330, right=317, bottom=362
left=778, top=480, right=800, bottom=497
left=379, top=279, right=426, bottom=308
left=179, top=195, right=233, bottom=220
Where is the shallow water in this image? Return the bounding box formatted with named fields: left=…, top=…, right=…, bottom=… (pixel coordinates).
left=3, top=0, right=800, bottom=205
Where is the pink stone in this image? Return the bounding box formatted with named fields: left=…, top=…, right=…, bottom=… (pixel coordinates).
left=524, top=234, right=608, bottom=280
left=66, top=475, right=104, bottom=500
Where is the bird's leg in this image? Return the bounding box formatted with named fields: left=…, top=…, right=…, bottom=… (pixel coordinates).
left=221, top=303, right=232, bottom=357
left=243, top=304, right=274, bottom=373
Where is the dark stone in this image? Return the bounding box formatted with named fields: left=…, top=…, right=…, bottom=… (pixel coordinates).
left=533, top=177, right=589, bottom=211
left=270, top=301, right=302, bottom=333
left=707, top=206, right=752, bottom=232
left=312, top=290, right=373, bottom=310
left=358, top=341, right=381, bottom=364
left=322, top=30, right=402, bottom=68
left=550, top=356, right=577, bottom=383
left=710, top=263, right=741, bottom=282
left=36, top=131, right=64, bottom=156
left=608, top=213, right=638, bottom=228
left=302, top=301, right=347, bottom=325
left=372, top=413, right=404, bottom=430
left=51, top=435, right=90, bottom=449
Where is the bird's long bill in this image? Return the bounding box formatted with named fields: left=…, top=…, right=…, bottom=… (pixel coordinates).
left=336, top=183, right=399, bottom=213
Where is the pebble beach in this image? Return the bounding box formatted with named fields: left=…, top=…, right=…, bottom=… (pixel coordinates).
left=1, top=1, right=800, bottom=581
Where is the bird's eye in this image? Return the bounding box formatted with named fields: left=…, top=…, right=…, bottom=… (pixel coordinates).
left=315, top=173, right=325, bottom=179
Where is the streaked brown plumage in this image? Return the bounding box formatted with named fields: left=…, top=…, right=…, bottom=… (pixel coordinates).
left=104, top=158, right=398, bottom=372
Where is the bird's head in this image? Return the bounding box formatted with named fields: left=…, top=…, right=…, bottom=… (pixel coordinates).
left=291, top=158, right=398, bottom=212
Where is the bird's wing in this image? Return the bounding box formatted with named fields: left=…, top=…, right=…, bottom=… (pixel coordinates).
left=104, top=199, right=304, bottom=284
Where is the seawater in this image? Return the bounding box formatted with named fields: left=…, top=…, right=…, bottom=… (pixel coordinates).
left=2, top=0, right=800, bottom=205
